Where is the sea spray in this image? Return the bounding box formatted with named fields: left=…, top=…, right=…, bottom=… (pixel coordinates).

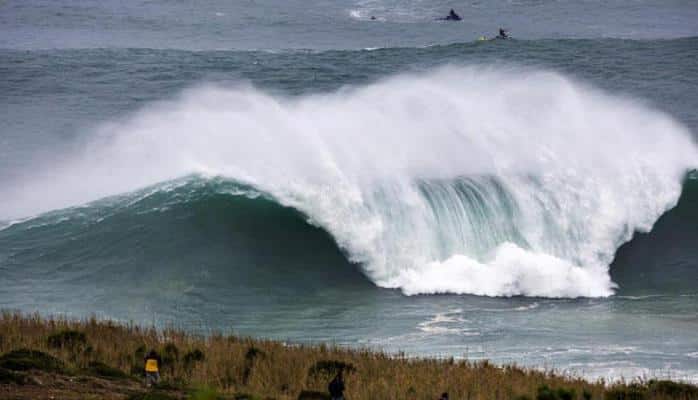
left=2, top=66, right=696, bottom=297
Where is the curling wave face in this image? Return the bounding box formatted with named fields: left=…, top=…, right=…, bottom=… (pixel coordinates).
left=2, top=67, right=696, bottom=297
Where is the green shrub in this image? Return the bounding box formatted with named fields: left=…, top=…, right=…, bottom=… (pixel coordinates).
left=243, top=346, right=266, bottom=385
left=604, top=384, right=646, bottom=400
left=131, top=363, right=144, bottom=377
left=0, top=367, right=26, bottom=384
left=234, top=393, right=261, bottom=400
left=86, top=360, right=129, bottom=380
left=307, top=360, right=356, bottom=378
left=47, top=330, right=87, bottom=349
left=126, top=391, right=179, bottom=400
left=132, top=345, right=148, bottom=376
left=245, top=347, right=265, bottom=363
left=537, top=385, right=558, bottom=400
left=183, top=349, right=205, bottom=369
left=556, top=387, right=576, bottom=400
left=0, top=349, right=65, bottom=373
left=297, top=390, right=331, bottom=400
left=162, top=343, right=179, bottom=368
left=135, top=345, right=147, bottom=360
left=649, top=379, right=698, bottom=398
left=534, top=385, right=576, bottom=400
left=190, top=386, right=222, bottom=400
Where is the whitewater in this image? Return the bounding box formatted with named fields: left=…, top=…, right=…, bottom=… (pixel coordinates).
left=3, top=66, right=696, bottom=298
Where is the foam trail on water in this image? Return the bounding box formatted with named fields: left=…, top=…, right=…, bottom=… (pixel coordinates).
left=2, top=66, right=696, bottom=297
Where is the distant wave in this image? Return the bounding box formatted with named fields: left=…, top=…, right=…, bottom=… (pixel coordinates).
left=2, top=36, right=697, bottom=55
left=2, top=66, right=696, bottom=298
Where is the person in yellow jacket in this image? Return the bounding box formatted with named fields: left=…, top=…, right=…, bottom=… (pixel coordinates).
left=144, top=349, right=162, bottom=387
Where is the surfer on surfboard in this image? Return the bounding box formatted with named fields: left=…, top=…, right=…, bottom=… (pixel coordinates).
left=479, top=28, right=511, bottom=41
left=438, top=9, right=462, bottom=21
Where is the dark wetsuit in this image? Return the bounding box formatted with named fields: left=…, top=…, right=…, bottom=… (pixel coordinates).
left=440, top=9, right=462, bottom=21
left=328, top=375, right=345, bottom=400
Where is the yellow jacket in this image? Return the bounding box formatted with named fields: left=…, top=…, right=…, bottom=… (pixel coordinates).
left=145, top=358, right=159, bottom=372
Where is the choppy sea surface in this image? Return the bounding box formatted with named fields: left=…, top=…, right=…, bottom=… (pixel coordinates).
left=1, top=0, right=697, bottom=382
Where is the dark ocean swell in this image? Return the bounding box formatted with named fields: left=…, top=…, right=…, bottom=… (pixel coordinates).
left=0, top=177, right=367, bottom=296
left=1, top=172, right=696, bottom=299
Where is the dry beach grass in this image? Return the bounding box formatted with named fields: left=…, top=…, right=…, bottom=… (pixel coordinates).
left=0, top=312, right=695, bottom=400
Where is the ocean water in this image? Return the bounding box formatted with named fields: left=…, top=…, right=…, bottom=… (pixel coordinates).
left=1, top=0, right=698, bottom=382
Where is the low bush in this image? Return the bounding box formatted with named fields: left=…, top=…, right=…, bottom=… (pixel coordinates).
left=245, top=347, right=265, bottom=363
left=297, top=390, right=330, bottom=400
left=0, top=349, right=65, bottom=373
left=537, top=385, right=558, bottom=400
left=183, top=349, right=205, bottom=369
left=233, top=394, right=256, bottom=400
left=190, top=386, right=223, bottom=400
left=126, top=391, right=179, bottom=400
left=556, top=387, right=576, bottom=400
left=47, top=330, right=87, bottom=349
left=307, top=360, right=355, bottom=378
left=604, top=384, right=646, bottom=400
left=649, top=379, right=698, bottom=398
left=86, top=360, right=130, bottom=380
left=243, top=346, right=266, bottom=385
left=535, top=385, right=576, bottom=400
left=0, top=367, right=26, bottom=384
left=135, top=345, right=147, bottom=360
left=162, top=343, right=179, bottom=369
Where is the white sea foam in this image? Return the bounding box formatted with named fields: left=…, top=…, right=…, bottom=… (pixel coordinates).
left=348, top=0, right=432, bottom=23
left=2, top=66, right=696, bottom=297
left=417, top=309, right=476, bottom=335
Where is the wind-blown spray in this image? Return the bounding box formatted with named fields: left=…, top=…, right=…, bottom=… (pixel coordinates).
left=3, top=66, right=696, bottom=297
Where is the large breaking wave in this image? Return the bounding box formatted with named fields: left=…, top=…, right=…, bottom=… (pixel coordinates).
left=2, top=66, right=696, bottom=297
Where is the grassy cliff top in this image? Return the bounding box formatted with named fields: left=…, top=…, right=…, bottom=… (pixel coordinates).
left=0, top=311, right=695, bottom=400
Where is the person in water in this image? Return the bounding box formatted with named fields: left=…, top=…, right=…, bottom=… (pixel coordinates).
left=439, top=393, right=450, bottom=400
left=328, top=370, right=345, bottom=400
left=440, top=9, right=462, bottom=21
left=497, top=28, right=509, bottom=39
left=144, top=349, right=162, bottom=387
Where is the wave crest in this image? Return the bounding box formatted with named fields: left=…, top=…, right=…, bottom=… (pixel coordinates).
left=3, top=66, right=696, bottom=297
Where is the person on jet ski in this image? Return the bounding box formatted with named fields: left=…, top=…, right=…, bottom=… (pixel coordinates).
left=497, top=28, right=509, bottom=39
left=440, top=9, right=462, bottom=21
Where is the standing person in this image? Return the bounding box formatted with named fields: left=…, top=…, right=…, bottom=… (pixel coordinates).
left=144, top=349, right=162, bottom=387
left=328, top=370, right=345, bottom=400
